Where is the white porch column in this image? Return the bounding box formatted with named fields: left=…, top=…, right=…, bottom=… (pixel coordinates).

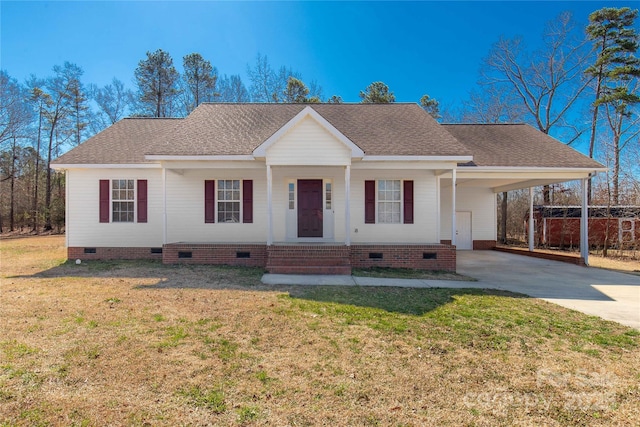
left=581, top=178, right=589, bottom=265
left=451, top=168, right=457, bottom=246
left=162, top=166, right=167, bottom=245
left=65, top=170, right=70, bottom=248
left=436, top=174, right=441, bottom=243
left=529, top=187, right=534, bottom=252
left=344, top=165, right=351, bottom=246
left=266, top=164, right=273, bottom=246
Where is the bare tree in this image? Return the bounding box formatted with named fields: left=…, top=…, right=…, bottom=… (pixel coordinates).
left=26, top=78, right=52, bottom=232
left=216, top=74, right=250, bottom=102
left=460, top=86, right=526, bottom=124
left=0, top=71, right=33, bottom=231
left=92, top=78, right=132, bottom=128
left=42, top=62, right=84, bottom=230
left=247, top=53, right=275, bottom=102
left=481, top=11, right=592, bottom=203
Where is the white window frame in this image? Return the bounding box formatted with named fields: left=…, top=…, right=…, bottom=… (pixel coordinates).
left=377, top=179, right=403, bottom=224
left=288, top=181, right=295, bottom=210
left=325, top=181, right=332, bottom=210
left=217, top=179, right=241, bottom=223
left=111, top=179, right=135, bottom=223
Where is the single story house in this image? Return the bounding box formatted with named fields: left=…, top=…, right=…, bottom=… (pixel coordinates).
left=52, top=103, right=605, bottom=273
left=529, top=205, right=640, bottom=249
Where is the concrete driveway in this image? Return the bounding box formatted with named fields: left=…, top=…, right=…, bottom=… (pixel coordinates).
left=456, top=251, right=640, bottom=329
left=263, top=251, right=640, bottom=329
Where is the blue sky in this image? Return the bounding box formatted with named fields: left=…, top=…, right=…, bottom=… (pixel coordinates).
left=0, top=0, right=627, bottom=108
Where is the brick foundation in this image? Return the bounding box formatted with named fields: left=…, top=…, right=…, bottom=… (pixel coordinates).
left=67, top=242, right=457, bottom=273
left=162, top=243, right=267, bottom=266
left=350, top=244, right=456, bottom=272
left=494, top=246, right=586, bottom=266
left=68, top=247, right=163, bottom=261
left=473, top=240, right=497, bottom=250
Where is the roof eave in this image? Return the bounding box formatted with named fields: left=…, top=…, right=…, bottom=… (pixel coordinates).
left=145, top=155, right=256, bottom=161
left=51, top=163, right=161, bottom=170
left=361, top=155, right=473, bottom=162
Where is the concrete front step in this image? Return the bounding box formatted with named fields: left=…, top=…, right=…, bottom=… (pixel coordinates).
left=266, top=257, right=351, bottom=267
left=267, top=265, right=352, bottom=275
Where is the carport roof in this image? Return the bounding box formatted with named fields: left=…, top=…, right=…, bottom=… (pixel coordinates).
left=442, top=123, right=604, bottom=169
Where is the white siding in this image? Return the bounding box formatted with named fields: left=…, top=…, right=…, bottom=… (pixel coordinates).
left=165, top=169, right=266, bottom=243
left=67, top=168, right=163, bottom=247
left=266, top=116, right=352, bottom=166
left=440, top=185, right=496, bottom=241
left=67, top=165, right=476, bottom=248
left=350, top=169, right=439, bottom=244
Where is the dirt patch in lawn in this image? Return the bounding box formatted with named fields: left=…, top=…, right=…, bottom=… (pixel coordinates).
left=1, top=236, right=639, bottom=426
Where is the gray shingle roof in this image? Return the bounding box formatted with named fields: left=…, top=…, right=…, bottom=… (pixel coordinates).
left=442, top=123, right=604, bottom=169
left=52, top=118, right=182, bottom=164
left=52, top=104, right=604, bottom=170
left=151, top=103, right=470, bottom=157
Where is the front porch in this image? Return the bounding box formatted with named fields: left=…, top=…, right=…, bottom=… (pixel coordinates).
left=162, top=242, right=456, bottom=274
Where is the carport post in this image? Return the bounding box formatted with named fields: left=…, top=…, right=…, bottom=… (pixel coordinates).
left=529, top=187, right=534, bottom=252
left=581, top=178, right=589, bottom=265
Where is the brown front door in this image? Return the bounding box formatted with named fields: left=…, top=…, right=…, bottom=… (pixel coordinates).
left=298, top=179, right=323, bottom=237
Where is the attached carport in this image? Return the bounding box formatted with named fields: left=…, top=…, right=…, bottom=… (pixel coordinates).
left=442, top=123, right=607, bottom=264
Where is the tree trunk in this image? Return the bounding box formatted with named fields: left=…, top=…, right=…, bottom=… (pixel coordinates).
left=44, top=124, right=55, bottom=231
left=33, top=106, right=43, bottom=233
left=9, top=135, right=17, bottom=231
left=500, top=192, right=507, bottom=244
left=543, top=185, right=551, bottom=205
left=613, top=130, right=621, bottom=205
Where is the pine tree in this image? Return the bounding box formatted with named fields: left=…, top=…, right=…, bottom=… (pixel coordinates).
left=585, top=7, right=640, bottom=203
left=359, top=82, right=395, bottom=103
left=134, top=49, right=180, bottom=117
left=183, top=53, right=217, bottom=113
left=419, top=94, right=440, bottom=119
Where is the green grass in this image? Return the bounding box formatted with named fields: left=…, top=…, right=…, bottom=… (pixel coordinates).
left=177, top=385, right=226, bottom=413
left=285, top=286, right=639, bottom=352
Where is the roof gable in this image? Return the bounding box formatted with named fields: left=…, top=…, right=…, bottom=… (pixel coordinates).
left=253, top=106, right=364, bottom=160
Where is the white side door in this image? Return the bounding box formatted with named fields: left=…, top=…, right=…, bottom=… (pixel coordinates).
left=456, top=211, right=472, bottom=250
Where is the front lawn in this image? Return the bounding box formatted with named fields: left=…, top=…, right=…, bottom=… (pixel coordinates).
left=1, top=236, right=638, bottom=426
